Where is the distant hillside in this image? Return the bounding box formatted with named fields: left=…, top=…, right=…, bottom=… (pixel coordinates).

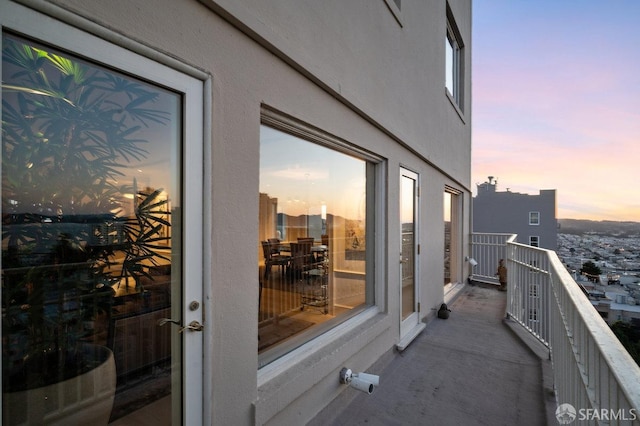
left=559, top=219, right=640, bottom=237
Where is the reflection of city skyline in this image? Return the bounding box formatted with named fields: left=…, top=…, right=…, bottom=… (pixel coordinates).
left=5, top=160, right=174, bottom=218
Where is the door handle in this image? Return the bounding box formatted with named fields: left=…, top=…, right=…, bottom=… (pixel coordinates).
left=158, top=318, right=204, bottom=333
left=180, top=320, right=204, bottom=333
left=158, top=318, right=181, bottom=327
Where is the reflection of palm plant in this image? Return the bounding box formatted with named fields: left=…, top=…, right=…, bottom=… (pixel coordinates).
left=2, top=34, right=171, bottom=390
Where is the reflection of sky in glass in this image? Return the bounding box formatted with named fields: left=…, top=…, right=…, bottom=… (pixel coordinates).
left=260, top=126, right=365, bottom=219
left=114, top=90, right=179, bottom=212
left=445, top=36, right=454, bottom=95
left=444, top=192, right=452, bottom=222
left=400, top=175, right=416, bottom=225
left=128, top=92, right=180, bottom=206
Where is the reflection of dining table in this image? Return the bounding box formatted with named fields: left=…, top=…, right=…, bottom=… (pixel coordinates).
left=278, top=244, right=327, bottom=253
left=279, top=244, right=328, bottom=271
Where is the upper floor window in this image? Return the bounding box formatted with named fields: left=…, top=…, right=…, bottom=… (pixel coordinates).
left=529, top=211, right=540, bottom=225
left=258, top=115, right=380, bottom=367
left=445, top=6, right=464, bottom=109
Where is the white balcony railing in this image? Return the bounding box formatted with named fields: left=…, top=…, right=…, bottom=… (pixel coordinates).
left=472, top=233, right=640, bottom=421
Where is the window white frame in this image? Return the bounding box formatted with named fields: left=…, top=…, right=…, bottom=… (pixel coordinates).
left=384, top=0, right=403, bottom=26
left=529, top=236, right=540, bottom=247
left=444, top=186, right=463, bottom=286
left=0, top=3, right=207, bottom=424
left=445, top=5, right=464, bottom=110
left=258, top=107, right=385, bottom=368
left=529, top=211, right=540, bottom=225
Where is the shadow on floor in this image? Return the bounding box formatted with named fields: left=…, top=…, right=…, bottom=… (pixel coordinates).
left=310, top=285, right=554, bottom=426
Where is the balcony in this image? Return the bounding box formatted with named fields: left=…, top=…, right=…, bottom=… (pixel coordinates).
left=312, top=233, right=640, bottom=424
left=472, top=233, right=640, bottom=420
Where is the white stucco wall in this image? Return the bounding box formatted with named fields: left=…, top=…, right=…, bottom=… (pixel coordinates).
left=10, top=0, right=472, bottom=423
left=201, top=0, right=472, bottom=183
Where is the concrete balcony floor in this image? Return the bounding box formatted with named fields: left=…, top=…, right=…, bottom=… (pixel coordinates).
left=310, top=285, right=556, bottom=425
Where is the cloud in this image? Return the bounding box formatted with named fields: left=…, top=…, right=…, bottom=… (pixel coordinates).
left=268, top=167, right=329, bottom=181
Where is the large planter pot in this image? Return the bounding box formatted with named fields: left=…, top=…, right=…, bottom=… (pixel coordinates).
left=2, top=344, right=116, bottom=426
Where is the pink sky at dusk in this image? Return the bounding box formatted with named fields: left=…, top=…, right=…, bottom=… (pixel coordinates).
left=472, top=1, right=640, bottom=221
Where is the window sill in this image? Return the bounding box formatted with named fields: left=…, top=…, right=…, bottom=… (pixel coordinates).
left=255, top=308, right=390, bottom=423
left=257, top=306, right=387, bottom=386
left=445, top=89, right=466, bottom=124
left=396, top=322, right=426, bottom=351
left=444, top=281, right=465, bottom=305
left=383, top=0, right=403, bottom=27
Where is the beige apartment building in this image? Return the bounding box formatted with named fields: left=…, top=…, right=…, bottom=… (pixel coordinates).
left=0, top=0, right=472, bottom=424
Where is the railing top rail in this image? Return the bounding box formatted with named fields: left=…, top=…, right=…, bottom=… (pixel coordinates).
left=472, top=232, right=515, bottom=236
left=471, top=232, right=518, bottom=245
left=545, top=251, right=640, bottom=407
left=471, top=232, right=517, bottom=239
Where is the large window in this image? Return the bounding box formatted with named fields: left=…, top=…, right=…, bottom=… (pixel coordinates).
left=258, top=121, right=377, bottom=366
left=445, top=6, right=464, bottom=109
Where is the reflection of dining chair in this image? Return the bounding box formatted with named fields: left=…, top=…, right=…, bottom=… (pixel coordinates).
left=289, top=242, right=313, bottom=281
left=297, top=237, right=315, bottom=263
left=318, top=234, right=329, bottom=264
left=261, top=241, right=289, bottom=280
left=258, top=273, right=263, bottom=332
left=267, top=238, right=281, bottom=255
left=301, top=239, right=317, bottom=263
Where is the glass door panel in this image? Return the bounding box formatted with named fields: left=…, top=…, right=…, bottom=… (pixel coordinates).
left=444, top=192, right=452, bottom=285
left=1, top=32, right=194, bottom=425
left=400, top=169, right=418, bottom=334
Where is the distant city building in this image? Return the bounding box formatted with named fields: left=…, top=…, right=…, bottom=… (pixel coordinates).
left=578, top=277, right=640, bottom=327
left=473, top=177, right=558, bottom=250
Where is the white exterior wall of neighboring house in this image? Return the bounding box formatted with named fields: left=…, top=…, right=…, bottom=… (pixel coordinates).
left=1, top=0, right=472, bottom=424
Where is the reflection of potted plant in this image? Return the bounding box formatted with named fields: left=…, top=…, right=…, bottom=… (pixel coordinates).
left=1, top=34, right=171, bottom=424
